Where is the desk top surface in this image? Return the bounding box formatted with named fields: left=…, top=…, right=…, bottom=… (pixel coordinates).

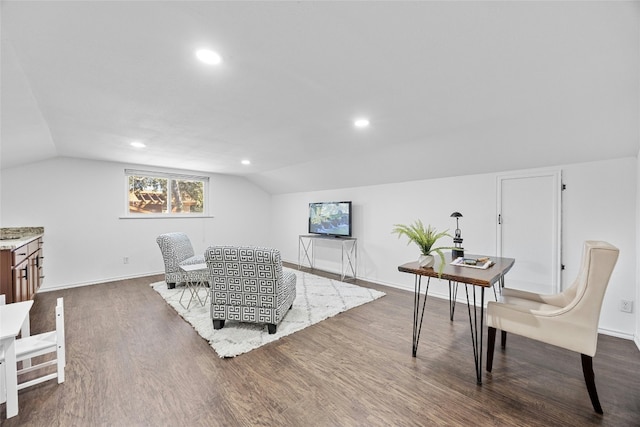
left=398, top=254, right=515, bottom=287
left=0, top=300, right=33, bottom=339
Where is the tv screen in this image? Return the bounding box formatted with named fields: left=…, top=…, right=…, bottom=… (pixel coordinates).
left=308, top=201, right=352, bottom=237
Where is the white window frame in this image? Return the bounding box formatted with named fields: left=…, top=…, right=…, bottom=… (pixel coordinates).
left=123, top=169, right=211, bottom=218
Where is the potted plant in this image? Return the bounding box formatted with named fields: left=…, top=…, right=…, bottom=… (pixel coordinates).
left=392, top=220, right=453, bottom=276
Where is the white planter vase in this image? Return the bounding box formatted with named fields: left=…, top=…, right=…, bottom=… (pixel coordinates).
left=418, top=254, right=435, bottom=268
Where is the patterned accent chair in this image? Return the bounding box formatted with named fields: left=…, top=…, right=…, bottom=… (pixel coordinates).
left=205, top=246, right=296, bottom=334
left=156, top=232, right=208, bottom=289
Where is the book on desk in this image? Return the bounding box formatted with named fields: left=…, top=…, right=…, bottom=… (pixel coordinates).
left=450, top=257, right=495, bottom=269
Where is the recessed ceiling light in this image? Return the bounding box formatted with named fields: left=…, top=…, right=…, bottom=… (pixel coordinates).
left=354, top=118, right=370, bottom=128
left=196, top=49, right=222, bottom=65
left=130, top=141, right=146, bottom=148
left=241, top=159, right=251, bottom=165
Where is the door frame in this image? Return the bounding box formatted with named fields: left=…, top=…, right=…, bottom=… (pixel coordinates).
left=496, top=169, right=563, bottom=293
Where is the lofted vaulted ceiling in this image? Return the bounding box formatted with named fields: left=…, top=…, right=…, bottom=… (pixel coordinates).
left=1, top=1, right=638, bottom=194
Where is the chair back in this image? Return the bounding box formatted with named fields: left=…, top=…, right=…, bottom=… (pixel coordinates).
left=559, top=241, right=619, bottom=345
left=205, top=246, right=284, bottom=297
left=156, top=232, right=196, bottom=274
left=13, top=297, right=66, bottom=390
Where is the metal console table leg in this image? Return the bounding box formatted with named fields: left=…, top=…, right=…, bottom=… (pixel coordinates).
left=298, top=235, right=314, bottom=270
left=340, top=238, right=357, bottom=281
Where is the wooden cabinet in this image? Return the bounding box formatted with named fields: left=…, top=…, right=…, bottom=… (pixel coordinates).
left=0, top=237, right=43, bottom=304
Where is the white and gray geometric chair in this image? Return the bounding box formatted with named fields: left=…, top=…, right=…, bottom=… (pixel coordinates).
left=205, top=246, right=296, bottom=334
left=156, top=232, right=208, bottom=289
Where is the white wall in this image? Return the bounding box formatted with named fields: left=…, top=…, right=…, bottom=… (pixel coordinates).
left=0, top=157, right=271, bottom=289
left=1, top=155, right=636, bottom=340
left=636, top=151, right=640, bottom=348
left=271, top=157, right=637, bottom=339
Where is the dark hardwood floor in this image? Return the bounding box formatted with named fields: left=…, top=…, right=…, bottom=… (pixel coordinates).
left=2, top=266, right=639, bottom=426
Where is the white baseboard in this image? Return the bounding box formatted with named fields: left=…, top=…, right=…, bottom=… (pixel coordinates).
left=597, top=327, right=635, bottom=341
left=37, top=271, right=164, bottom=293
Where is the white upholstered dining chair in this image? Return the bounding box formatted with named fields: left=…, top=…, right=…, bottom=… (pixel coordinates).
left=486, top=241, right=619, bottom=414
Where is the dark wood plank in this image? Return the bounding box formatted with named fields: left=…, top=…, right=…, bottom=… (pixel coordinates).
left=1, top=265, right=638, bottom=426
left=398, top=254, right=515, bottom=287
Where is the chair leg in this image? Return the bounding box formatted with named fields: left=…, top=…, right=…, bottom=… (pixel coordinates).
left=581, top=354, right=604, bottom=414
left=56, top=353, right=66, bottom=384
left=213, top=319, right=225, bottom=330
left=487, top=327, right=497, bottom=372
left=267, top=324, right=277, bottom=334
left=501, top=330, right=507, bottom=348
left=56, top=298, right=66, bottom=383
left=0, top=359, right=5, bottom=404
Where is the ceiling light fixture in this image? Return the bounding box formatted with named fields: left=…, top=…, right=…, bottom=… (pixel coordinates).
left=354, top=118, right=370, bottom=129
left=196, top=49, right=222, bottom=65
left=241, top=159, right=251, bottom=165
left=130, top=141, right=146, bottom=148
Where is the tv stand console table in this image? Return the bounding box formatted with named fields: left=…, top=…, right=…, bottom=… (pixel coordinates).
left=298, top=235, right=357, bottom=281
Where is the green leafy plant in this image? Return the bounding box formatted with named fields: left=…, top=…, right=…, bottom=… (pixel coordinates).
left=392, top=219, right=454, bottom=276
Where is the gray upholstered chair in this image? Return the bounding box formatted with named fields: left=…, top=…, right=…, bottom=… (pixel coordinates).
left=156, top=232, right=208, bottom=289
left=205, top=246, right=296, bottom=334
left=486, top=241, right=619, bottom=414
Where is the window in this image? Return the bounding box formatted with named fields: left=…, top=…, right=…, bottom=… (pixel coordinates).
left=125, top=169, right=208, bottom=216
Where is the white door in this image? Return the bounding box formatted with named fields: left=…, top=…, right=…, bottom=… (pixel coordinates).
left=497, top=171, right=562, bottom=294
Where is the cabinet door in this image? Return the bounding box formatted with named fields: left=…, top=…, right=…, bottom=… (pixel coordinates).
left=0, top=250, right=14, bottom=303
left=28, top=249, right=43, bottom=299
left=28, top=253, right=36, bottom=299
left=13, top=260, right=28, bottom=302
left=36, top=238, right=44, bottom=290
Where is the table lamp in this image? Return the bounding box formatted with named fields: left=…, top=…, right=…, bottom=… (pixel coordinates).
left=451, top=211, right=464, bottom=259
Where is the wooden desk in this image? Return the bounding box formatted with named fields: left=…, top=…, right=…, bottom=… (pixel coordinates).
left=398, top=254, right=515, bottom=385
left=0, top=300, right=33, bottom=418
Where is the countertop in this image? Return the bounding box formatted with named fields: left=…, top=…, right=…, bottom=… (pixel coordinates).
left=0, top=227, right=44, bottom=251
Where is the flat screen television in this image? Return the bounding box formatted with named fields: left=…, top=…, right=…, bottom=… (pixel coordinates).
left=308, top=201, right=352, bottom=237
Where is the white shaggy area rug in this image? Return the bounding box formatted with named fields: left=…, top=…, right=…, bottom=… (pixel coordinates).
left=151, top=268, right=385, bottom=358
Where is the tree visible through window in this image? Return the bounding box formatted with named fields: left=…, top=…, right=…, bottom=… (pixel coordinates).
left=126, top=171, right=207, bottom=215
